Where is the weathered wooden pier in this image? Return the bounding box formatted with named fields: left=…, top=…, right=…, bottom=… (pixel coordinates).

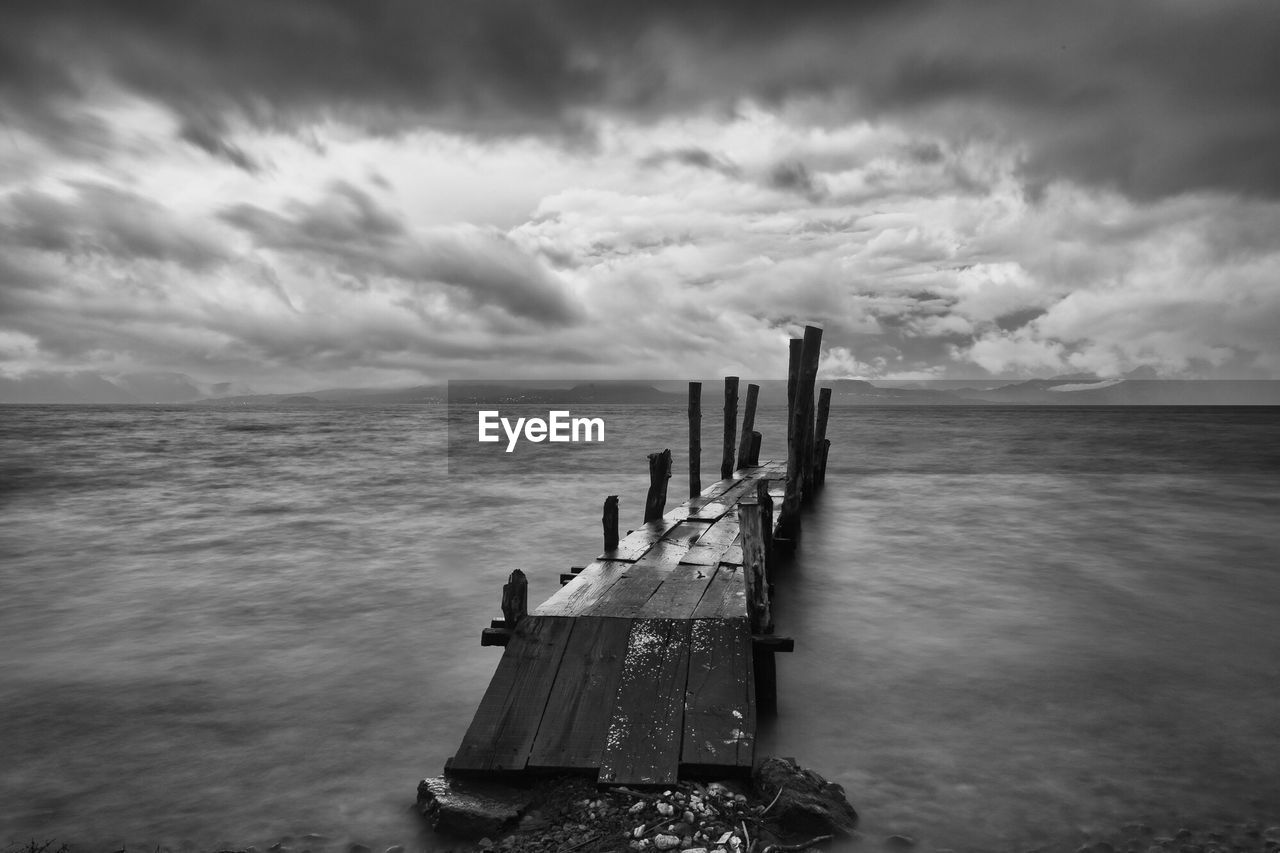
left=447, top=326, right=833, bottom=787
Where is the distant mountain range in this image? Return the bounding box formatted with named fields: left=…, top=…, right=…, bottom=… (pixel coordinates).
left=3, top=370, right=1279, bottom=405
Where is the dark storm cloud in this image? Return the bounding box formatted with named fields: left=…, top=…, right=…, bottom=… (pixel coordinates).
left=2, top=1, right=1279, bottom=198
left=768, top=161, right=825, bottom=200
left=178, top=117, right=261, bottom=172
left=221, top=181, right=582, bottom=325
left=640, top=147, right=742, bottom=178
left=0, top=182, right=229, bottom=270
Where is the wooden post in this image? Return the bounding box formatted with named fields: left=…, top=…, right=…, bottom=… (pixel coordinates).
left=819, top=438, right=831, bottom=486
left=753, top=644, right=778, bottom=716
left=748, top=431, right=762, bottom=466
left=721, top=376, right=738, bottom=480
left=801, top=386, right=817, bottom=500
left=688, top=382, right=701, bottom=498
left=736, top=383, right=759, bottom=470
left=501, top=569, right=527, bottom=629
left=780, top=325, right=822, bottom=537
left=756, top=478, right=774, bottom=569
left=786, top=339, right=801, bottom=446
left=812, top=387, right=831, bottom=490
left=644, top=449, right=672, bottom=523
left=738, top=497, right=771, bottom=634
left=602, top=495, right=619, bottom=551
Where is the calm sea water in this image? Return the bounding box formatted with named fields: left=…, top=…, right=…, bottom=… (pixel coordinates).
left=2, top=404, right=1278, bottom=853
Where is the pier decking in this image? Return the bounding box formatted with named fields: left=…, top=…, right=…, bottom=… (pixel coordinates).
left=447, top=325, right=830, bottom=787
left=449, top=463, right=784, bottom=784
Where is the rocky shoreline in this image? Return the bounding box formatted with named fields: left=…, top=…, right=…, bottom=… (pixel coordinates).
left=414, top=758, right=1280, bottom=853
left=10, top=763, right=1279, bottom=853
left=417, top=758, right=859, bottom=853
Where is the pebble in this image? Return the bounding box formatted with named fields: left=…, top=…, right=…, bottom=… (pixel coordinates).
left=630, top=801, right=647, bottom=814
left=654, top=835, right=682, bottom=851
left=658, top=803, right=675, bottom=817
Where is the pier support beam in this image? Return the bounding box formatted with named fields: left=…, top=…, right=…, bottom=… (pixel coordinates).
left=736, top=382, right=759, bottom=471
left=739, top=497, right=772, bottom=634
left=644, top=449, right=673, bottom=523
left=753, top=645, right=777, bottom=716
left=780, top=326, right=822, bottom=537
left=786, top=339, right=801, bottom=447
left=748, top=431, right=762, bottom=467
left=756, top=478, right=774, bottom=572
left=721, top=376, right=739, bottom=480
left=688, top=382, right=701, bottom=498
left=501, top=569, right=527, bottom=628
left=603, top=495, right=619, bottom=552
left=809, top=387, right=832, bottom=497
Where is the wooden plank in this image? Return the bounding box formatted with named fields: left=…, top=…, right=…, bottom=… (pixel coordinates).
left=661, top=521, right=707, bottom=548
left=601, top=519, right=677, bottom=561
left=533, top=560, right=629, bottom=616
left=451, top=616, right=573, bottom=772
left=627, top=537, right=694, bottom=573
left=682, top=618, right=755, bottom=772
left=636, top=570, right=718, bottom=619
left=694, top=515, right=741, bottom=546
left=599, top=619, right=692, bottom=786
left=681, top=542, right=732, bottom=566
left=682, top=502, right=744, bottom=564
left=582, top=575, right=665, bottom=618
left=688, top=477, right=761, bottom=520
left=690, top=476, right=744, bottom=508
left=660, top=502, right=696, bottom=524
left=527, top=617, right=632, bottom=771
left=690, top=564, right=748, bottom=620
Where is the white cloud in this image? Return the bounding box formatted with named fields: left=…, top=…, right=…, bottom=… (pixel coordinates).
left=3, top=94, right=1280, bottom=392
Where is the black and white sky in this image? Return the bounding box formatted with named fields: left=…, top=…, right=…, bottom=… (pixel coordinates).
left=2, top=0, right=1279, bottom=392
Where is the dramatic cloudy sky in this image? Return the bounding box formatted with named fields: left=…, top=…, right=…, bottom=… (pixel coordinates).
left=2, top=0, right=1279, bottom=393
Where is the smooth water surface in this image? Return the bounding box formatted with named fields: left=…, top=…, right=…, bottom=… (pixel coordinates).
left=2, top=404, right=1278, bottom=852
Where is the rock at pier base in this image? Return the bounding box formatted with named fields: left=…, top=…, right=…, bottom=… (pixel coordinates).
left=417, top=777, right=533, bottom=839
left=752, top=756, right=859, bottom=838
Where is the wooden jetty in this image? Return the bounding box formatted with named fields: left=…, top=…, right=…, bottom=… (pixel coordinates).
left=448, top=326, right=832, bottom=787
